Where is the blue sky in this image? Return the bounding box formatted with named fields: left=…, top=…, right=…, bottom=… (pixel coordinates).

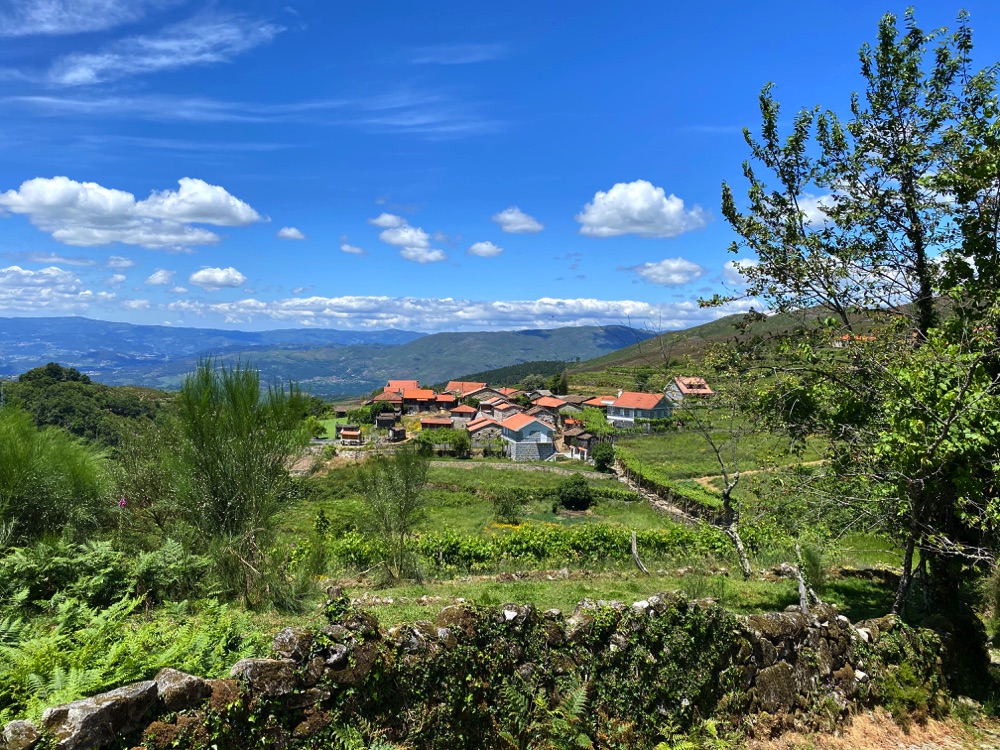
left=0, top=0, right=998, bottom=332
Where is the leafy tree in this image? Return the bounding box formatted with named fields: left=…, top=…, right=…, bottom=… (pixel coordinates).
left=557, top=475, right=593, bottom=511
left=173, top=360, right=310, bottom=607
left=591, top=442, right=615, bottom=473
left=356, top=447, right=429, bottom=579
left=519, top=374, right=547, bottom=392
left=580, top=407, right=614, bottom=438
left=489, top=487, right=529, bottom=525
left=718, top=10, right=1000, bottom=620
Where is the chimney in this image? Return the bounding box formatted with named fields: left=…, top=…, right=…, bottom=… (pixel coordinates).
left=617, top=389, right=623, bottom=397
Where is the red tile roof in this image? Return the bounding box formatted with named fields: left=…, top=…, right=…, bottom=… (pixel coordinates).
left=372, top=391, right=403, bottom=403
left=494, top=401, right=521, bottom=411
left=583, top=395, right=616, bottom=407
left=612, top=391, right=666, bottom=410
left=467, top=417, right=502, bottom=432
left=445, top=380, right=488, bottom=396
left=502, top=413, right=551, bottom=432
left=420, top=418, right=452, bottom=426
left=435, top=394, right=458, bottom=403
left=497, top=387, right=520, bottom=396
left=672, top=377, right=714, bottom=396
left=385, top=379, right=420, bottom=392
left=403, top=388, right=436, bottom=400
left=450, top=404, right=478, bottom=414
left=533, top=396, right=567, bottom=408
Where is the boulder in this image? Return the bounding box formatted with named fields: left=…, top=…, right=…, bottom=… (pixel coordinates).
left=229, top=659, right=298, bottom=698
left=2, top=720, right=40, bottom=750
left=154, top=669, right=211, bottom=713
left=41, top=680, right=157, bottom=750
left=753, top=662, right=797, bottom=714
left=272, top=627, right=313, bottom=662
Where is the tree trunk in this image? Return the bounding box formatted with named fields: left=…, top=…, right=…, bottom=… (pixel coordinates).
left=722, top=490, right=752, bottom=579
left=891, top=535, right=915, bottom=614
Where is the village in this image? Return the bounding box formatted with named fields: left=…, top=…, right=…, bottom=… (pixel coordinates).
left=328, top=375, right=715, bottom=462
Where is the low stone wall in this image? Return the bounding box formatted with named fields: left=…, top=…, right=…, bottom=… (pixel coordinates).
left=0, top=594, right=945, bottom=750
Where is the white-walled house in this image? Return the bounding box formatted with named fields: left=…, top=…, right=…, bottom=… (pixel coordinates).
left=606, top=391, right=671, bottom=427
left=665, top=376, right=714, bottom=404
left=501, top=413, right=555, bottom=461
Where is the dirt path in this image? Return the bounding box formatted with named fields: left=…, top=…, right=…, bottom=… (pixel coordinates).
left=428, top=460, right=593, bottom=477
left=691, top=460, right=827, bottom=493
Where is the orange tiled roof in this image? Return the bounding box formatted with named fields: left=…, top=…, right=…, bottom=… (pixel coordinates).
left=435, top=394, right=458, bottom=403
left=420, top=418, right=452, bottom=426
left=502, top=412, right=550, bottom=432
left=533, top=396, right=567, bottom=408
left=612, top=391, right=666, bottom=410
left=372, top=391, right=403, bottom=403
left=583, top=395, right=616, bottom=407
left=497, top=387, right=520, bottom=396
left=385, top=379, right=420, bottom=392
left=672, top=377, right=714, bottom=396
left=445, top=380, right=488, bottom=396
left=403, top=388, right=436, bottom=400
left=467, top=417, right=502, bottom=432
left=450, top=404, right=478, bottom=414
left=494, top=401, right=521, bottom=411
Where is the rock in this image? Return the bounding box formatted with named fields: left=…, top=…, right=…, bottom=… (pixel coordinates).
left=325, top=641, right=379, bottom=685
left=3, top=720, right=40, bottom=750
left=854, top=627, right=872, bottom=643
left=324, top=644, right=349, bottom=667
left=746, top=612, right=808, bottom=641
left=272, top=627, right=313, bottom=662
left=285, top=688, right=330, bottom=710
left=229, top=659, right=298, bottom=698
left=753, top=662, right=797, bottom=714
left=302, top=657, right=326, bottom=688
left=154, top=669, right=211, bottom=713
left=500, top=603, right=535, bottom=628
left=435, top=605, right=479, bottom=635
left=41, top=680, right=158, bottom=750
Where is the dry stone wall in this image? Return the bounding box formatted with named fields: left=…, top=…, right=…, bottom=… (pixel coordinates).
left=0, top=594, right=945, bottom=750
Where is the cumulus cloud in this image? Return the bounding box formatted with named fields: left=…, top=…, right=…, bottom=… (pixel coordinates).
left=107, top=255, right=134, bottom=268
left=122, top=298, right=150, bottom=309
left=625, top=257, right=704, bottom=286
left=492, top=206, right=543, bottom=234
left=145, top=269, right=175, bottom=285
left=369, top=212, right=405, bottom=229
left=379, top=224, right=430, bottom=248
left=576, top=180, right=707, bottom=238
left=46, top=12, right=283, bottom=86
left=169, top=286, right=187, bottom=294
left=0, top=264, right=91, bottom=312
left=106, top=273, right=126, bottom=288
left=340, top=243, right=365, bottom=255
left=164, top=294, right=758, bottom=332
left=399, top=247, right=446, bottom=264
left=0, top=176, right=262, bottom=250
left=276, top=226, right=306, bottom=240
left=722, top=259, right=759, bottom=286
left=798, top=194, right=833, bottom=226
left=467, top=241, right=503, bottom=257
left=189, top=266, right=247, bottom=290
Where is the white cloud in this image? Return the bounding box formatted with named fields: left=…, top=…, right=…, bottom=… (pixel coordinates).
left=107, top=255, right=134, bottom=268
left=169, top=286, right=187, bottom=294
left=626, top=257, right=704, bottom=286
left=46, top=12, right=283, bottom=86
left=189, top=266, right=247, bottom=290
left=277, top=226, right=306, bottom=240
left=576, top=180, right=708, bottom=238
left=0, top=176, right=262, bottom=250
left=106, top=273, right=126, bottom=288
left=492, top=206, right=543, bottom=234
left=340, top=243, right=365, bottom=255
left=122, top=298, right=150, bottom=309
left=379, top=224, right=431, bottom=249
left=165, top=294, right=759, bottom=332
left=369, top=212, right=406, bottom=229
left=411, top=44, right=505, bottom=65
left=399, top=247, right=446, bottom=264
left=6, top=251, right=95, bottom=266
left=0, top=264, right=91, bottom=312
left=723, top=259, right=758, bottom=286
left=145, top=269, right=175, bottom=285
left=798, top=194, right=833, bottom=226
left=467, top=241, right=503, bottom=257
left=0, top=0, right=163, bottom=37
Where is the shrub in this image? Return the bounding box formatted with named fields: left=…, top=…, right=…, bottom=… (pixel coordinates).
left=557, top=475, right=594, bottom=511
left=488, top=487, right=530, bottom=525
left=591, top=442, right=615, bottom=472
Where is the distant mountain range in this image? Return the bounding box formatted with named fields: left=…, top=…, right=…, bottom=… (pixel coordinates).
left=0, top=317, right=654, bottom=398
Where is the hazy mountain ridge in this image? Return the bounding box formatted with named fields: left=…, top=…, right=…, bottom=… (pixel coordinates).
left=0, top=317, right=654, bottom=397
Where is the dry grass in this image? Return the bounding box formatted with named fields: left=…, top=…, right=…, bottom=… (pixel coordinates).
left=747, top=709, right=1000, bottom=750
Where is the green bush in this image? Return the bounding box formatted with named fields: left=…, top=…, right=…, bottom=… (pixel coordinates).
left=557, top=475, right=594, bottom=511
left=489, top=487, right=529, bottom=525
left=591, top=442, right=615, bottom=472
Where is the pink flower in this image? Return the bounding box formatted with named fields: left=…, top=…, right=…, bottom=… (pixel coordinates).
left=118, top=496, right=127, bottom=508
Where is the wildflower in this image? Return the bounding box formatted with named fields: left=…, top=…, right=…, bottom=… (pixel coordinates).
left=118, top=496, right=127, bottom=508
